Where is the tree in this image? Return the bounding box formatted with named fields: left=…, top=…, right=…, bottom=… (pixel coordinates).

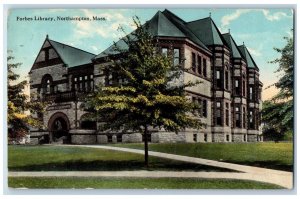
left=86, top=17, right=202, bottom=167
left=262, top=35, right=294, bottom=139
left=8, top=50, right=45, bottom=142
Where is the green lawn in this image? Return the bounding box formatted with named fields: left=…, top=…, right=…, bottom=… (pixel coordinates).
left=112, top=142, right=293, bottom=171
left=8, top=145, right=232, bottom=172
left=8, top=177, right=284, bottom=189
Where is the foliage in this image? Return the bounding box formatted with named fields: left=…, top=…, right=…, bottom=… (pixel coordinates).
left=85, top=17, right=203, bottom=167
left=262, top=36, right=294, bottom=137
left=7, top=51, right=46, bottom=142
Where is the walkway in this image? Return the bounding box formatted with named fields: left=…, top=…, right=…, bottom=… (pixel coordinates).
left=9, top=145, right=293, bottom=189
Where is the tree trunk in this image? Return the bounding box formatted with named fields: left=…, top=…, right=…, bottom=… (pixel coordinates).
left=144, top=125, right=149, bottom=168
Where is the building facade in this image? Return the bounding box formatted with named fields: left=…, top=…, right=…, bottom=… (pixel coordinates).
left=29, top=10, right=263, bottom=144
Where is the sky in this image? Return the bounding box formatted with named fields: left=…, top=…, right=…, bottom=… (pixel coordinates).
left=7, top=8, right=294, bottom=101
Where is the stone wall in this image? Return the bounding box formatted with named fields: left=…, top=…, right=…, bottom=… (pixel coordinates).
left=232, top=134, right=246, bottom=142
left=70, top=129, right=96, bottom=144
left=122, top=133, right=142, bottom=143
left=247, top=134, right=258, bottom=142
left=212, top=133, right=224, bottom=142
left=44, top=102, right=88, bottom=129
left=152, top=132, right=186, bottom=143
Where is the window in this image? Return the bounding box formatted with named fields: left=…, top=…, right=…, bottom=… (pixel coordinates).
left=216, top=101, right=222, bottom=126
left=203, top=58, right=207, bottom=77
left=249, top=110, right=254, bottom=129
left=249, top=86, right=253, bottom=100
left=216, top=110, right=222, bottom=125
left=197, top=55, right=202, bottom=75
left=226, top=135, right=230, bottom=142
left=193, top=134, right=197, bottom=142
left=46, top=80, right=51, bottom=93
left=235, top=80, right=240, bottom=95
left=243, top=107, right=246, bottom=128
left=192, top=53, right=196, bottom=72
left=107, top=135, right=112, bottom=143
left=244, top=134, right=246, bottom=142
left=42, top=75, right=53, bottom=94
left=162, top=48, right=168, bottom=56
left=225, top=103, right=229, bottom=126
left=204, top=134, right=207, bottom=142
left=117, top=134, right=122, bottom=143
left=173, top=48, right=180, bottom=66
left=243, top=80, right=246, bottom=97
left=235, top=106, right=241, bottom=128
left=225, top=109, right=229, bottom=126
left=73, top=74, right=94, bottom=92
left=202, top=100, right=207, bottom=118
left=225, top=71, right=229, bottom=90
left=216, top=70, right=222, bottom=88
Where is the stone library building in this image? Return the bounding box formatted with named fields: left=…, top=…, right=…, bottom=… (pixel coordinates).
left=29, top=9, right=263, bottom=144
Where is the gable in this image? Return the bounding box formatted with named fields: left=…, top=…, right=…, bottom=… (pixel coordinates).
left=30, top=39, right=65, bottom=71
left=30, top=37, right=96, bottom=72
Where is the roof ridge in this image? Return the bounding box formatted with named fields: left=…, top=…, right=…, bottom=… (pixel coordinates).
left=163, top=9, right=186, bottom=23
left=187, top=17, right=211, bottom=24
left=238, top=44, right=258, bottom=69
left=49, top=39, right=96, bottom=55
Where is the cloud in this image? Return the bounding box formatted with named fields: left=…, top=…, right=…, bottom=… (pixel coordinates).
left=247, top=47, right=262, bottom=57
left=221, top=9, right=251, bottom=28
left=71, top=9, right=135, bottom=41
left=262, top=9, right=291, bottom=21
left=221, top=9, right=292, bottom=29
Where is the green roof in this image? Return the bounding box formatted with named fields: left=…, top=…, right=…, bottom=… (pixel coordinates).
left=222, top=33, right=242, bottom=59
left=95, top=10, right=211, bottom=59
left=238, top=44, right=258, bottom=69
left=48, top=39, right=95, bottom=67
left=186, top=17, right=225, bottom=46
left=161, top=9, right=210, bottom=51
left=148, top=11, right=186, bottom=38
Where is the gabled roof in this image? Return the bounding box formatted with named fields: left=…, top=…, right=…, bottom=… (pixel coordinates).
left=161, top=9, right=210, bottom=51
left=95, top=9, right=211, bottom=59
left=238, top=44, right=259, bottom=69
left=95, top=11, right=189, bottom=59
left=222, top=33, right=242, bottom=59
left=148, top=11, right=186, bottom=38
left=48, top=39, right=95, bottom=67
left=186, top=17, right=226, bottom=46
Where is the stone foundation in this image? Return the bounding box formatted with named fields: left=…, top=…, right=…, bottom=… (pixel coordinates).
left=122, top=133, right=142, bottom=143
left=232, top=134, right=246, bottom=142
left=70, top=129, right=96, bottom=144
left=152, top=132, right=186, bottom=143
left=28, top=128, right=263, bottom=144
left=247, top=134, right=258, bottom=142
left=212, top=133, right=224, bottom=142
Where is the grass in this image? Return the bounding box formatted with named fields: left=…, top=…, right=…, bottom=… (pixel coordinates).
left=8, top=145, right=232, bottom=172
left=8, top=177, right=284, bottom=189
left=112, top=142, right=293, bottom=171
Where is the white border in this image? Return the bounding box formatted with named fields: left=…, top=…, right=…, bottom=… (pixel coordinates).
left=1, top=0, right=299, bottom=198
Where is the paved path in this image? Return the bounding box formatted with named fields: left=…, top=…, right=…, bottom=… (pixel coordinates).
left=9, top=144, right=293, bottom=189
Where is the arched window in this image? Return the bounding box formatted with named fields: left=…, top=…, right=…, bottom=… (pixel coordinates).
left=41, top=74, right=53, bottom=94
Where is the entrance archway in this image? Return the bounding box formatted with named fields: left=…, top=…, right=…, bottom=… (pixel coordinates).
left=48, top=112, right=70, bottom=143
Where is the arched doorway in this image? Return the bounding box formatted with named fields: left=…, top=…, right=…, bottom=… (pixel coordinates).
left=48, top=112, right=70, bottom=144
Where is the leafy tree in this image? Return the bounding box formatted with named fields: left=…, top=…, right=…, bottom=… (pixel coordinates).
left=8, top=50, right=45, bottom=142
left=86, top=17, right=202, bottom=167
left=262, top=36, right=294, bottom=139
